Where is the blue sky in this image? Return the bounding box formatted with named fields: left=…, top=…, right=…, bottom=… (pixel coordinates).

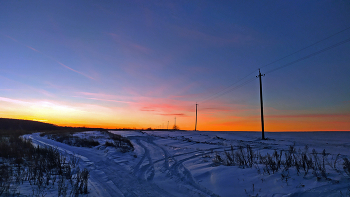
left=1, top=0, right=350, bottom=131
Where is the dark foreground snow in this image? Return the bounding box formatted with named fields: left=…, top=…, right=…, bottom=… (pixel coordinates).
left=25, top=131, right=350, bottom=197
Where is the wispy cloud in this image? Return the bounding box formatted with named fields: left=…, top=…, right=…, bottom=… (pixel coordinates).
left=57, top=61, right=94, bottom=80
left=138, top=103, right=180, bottom=113
left=0, top=75, right=55, bottom=97
left=0, top=96, right=115, bottom=121
left=140, top=107, right=156, bottom=112
left=4, top=35, right=18, bottom=42
left=0, top=96, right=30, bottom=105
left=81, top=97, right=132, bottom=104
left=108, top=33, right=153, bottom=54
left=172, top=26, right=253, bottom=46
left=76, top=92, right=133, bottom=104
left=200, top=107, right=234, bottom=112
left=134, top=96, right=195, bottom=116
left=26, top=45, right=39, bottom=52
left=159, top=113, right=186, bottom=116
left=265, top=113, right=350, bottom=119
left=3, top=35, right=94, bottom=80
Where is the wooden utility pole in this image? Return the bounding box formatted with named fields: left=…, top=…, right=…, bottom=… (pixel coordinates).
left=257, top=69, right=265, bottom=140
left=167, top=121, right=169, bottom=130
left=195, top=103, right=198, bottom=131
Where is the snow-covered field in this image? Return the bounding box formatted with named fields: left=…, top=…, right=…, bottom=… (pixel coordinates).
left=27, top=130, right=350, bottom=197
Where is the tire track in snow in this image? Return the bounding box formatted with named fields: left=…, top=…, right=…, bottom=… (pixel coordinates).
left=130, top=136, right=219, bottom=197
left=133, top=139, right=147, bottom=175
left=133, top=139, right=155, bottom=181
left=28, top=133, right=172, bottom=197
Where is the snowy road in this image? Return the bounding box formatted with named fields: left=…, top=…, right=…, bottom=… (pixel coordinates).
left=28, top=134, right=173, bottom=197
left=28, top=133, right=219, bottom=197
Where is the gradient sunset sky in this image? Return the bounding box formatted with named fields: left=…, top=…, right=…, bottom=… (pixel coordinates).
left=1, top=1, right=350, bottom=131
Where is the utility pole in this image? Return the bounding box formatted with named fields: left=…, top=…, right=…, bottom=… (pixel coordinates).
left=167, top=121, right=169, bottom=130
left=174, top=117, right=176, bottom=128
left=195, top=103, right=198, bottom=131
left=257, top=69, right=265, bottom=140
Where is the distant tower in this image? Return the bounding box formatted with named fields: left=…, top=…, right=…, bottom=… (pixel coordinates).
left=195, top=103, right=198, bottom=131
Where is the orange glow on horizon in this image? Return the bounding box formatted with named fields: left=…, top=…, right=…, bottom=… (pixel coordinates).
left=2, top=115, right=349, bottom=132
left=0, top=96, right=349, bottom=132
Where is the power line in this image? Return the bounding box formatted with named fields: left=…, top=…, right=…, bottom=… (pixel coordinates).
left=198, top=70, right=257, bottom=104
left=200, top=77, right=257, bottom=104
left=194, top=36, right=350, bottom=112
left=266, top=37, right=350, bottom=74
left=205, top=36, right=350, bottom=98
left=180, top=76, right=257, bottom=116
left=181, top=28, right=350, bottom=119
left=196, top=26, right=350, bottom=104
left=182, top=27, right=350, bottom=133
left=260, top=26, right=350, bottom=70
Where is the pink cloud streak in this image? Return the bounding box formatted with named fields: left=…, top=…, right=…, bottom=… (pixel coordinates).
left=159, top=113, right=186, bottom=116
left=57, top=62, right=94, bottom=80
left=26, top=46, right=39, bottom=52
left=76, top=92, right=134, bottom=104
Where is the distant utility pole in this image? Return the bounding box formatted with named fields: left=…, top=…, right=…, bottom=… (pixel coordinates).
left=195, top=103, right=198, bottom=131
left=167, top=121, right=169, bottom=130
left=174, top=117, right=176, bottom=127
left=257, top=69, right=265, bottom=140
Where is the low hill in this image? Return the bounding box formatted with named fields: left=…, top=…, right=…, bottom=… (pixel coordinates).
left=0, top=118, right=58, bottom=131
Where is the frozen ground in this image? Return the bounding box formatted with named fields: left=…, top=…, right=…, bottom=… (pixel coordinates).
left=27, top=130, right=350, bottom=197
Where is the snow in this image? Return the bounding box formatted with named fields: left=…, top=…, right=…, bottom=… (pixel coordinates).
left=21, top=130, right=350, bottom=196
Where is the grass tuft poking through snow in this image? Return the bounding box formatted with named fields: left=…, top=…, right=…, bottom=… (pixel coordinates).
left=43, top=133, right=100, bottom=148
left=213, top=143, right=350, bottom=181
left=100, top=130, right=134, bottom=152
left=0, top=135, right=89, bottom=196
left=40, top=130, right=134, bottom=152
